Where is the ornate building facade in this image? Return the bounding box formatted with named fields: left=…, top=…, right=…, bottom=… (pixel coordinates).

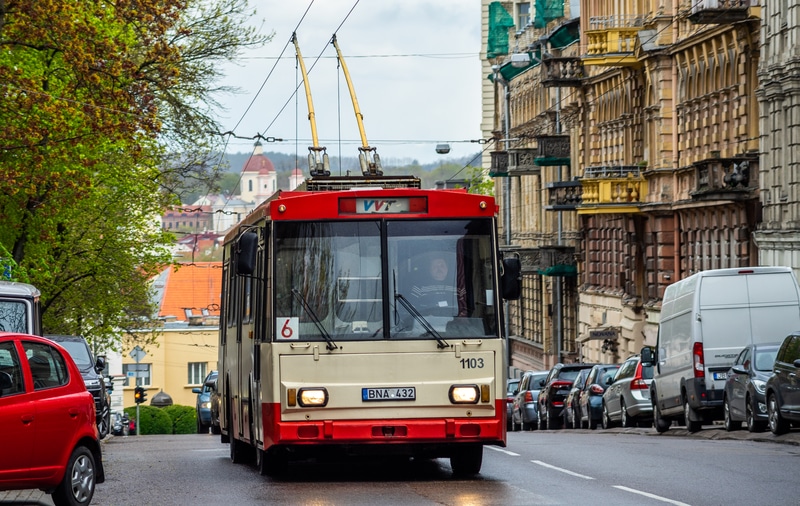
left=482, top=1, right=765, bottom=373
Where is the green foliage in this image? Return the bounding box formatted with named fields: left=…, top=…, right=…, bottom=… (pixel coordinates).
left=123, top=405, right=173, bottom=435
left=162, top=405, right=198, bottom=434
left=0, top=0, right=270, bottom=352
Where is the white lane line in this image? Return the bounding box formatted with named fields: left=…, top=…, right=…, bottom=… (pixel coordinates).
left=531, top=460, right=594, bottom=480
left=613, top=485, right=691, bottom=506
left=485, top=446, right=519, bottom=456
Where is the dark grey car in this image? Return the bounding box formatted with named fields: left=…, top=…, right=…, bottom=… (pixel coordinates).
left=511, top=371, right=548, bottom=431
left=45, top=334, right=110, bottom=439
left=723, top=342, right=780, bottom=432
left=766, top=332, right=800, bottom=435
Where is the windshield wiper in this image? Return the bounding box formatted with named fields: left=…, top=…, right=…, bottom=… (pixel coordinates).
left=291, top=288, right=338, bottom=350
left=394, top=293, right=449, bottom=349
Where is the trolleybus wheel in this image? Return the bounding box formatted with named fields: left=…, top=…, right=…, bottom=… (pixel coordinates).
left=449, top=444, right=482, bottom=476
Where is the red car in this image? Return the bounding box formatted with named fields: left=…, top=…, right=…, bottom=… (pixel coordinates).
left=0, top=332, right=105, bottom=505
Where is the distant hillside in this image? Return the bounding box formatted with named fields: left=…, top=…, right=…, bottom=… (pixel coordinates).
left=222, top=150, right=481, bottom=190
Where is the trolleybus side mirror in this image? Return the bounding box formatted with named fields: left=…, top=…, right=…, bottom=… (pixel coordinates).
left=501, top=256, right=522, bottom=300
left=236, top=231, right=258, bottom=276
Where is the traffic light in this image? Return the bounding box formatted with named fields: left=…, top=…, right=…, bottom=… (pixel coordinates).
left=134, top=386, right=147, bottom=404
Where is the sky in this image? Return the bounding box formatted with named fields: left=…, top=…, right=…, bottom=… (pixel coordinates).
left=215, top=0, right=484, bottom=166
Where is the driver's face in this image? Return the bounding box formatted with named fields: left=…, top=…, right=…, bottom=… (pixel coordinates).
left=430, top=258, right=448, bottom=281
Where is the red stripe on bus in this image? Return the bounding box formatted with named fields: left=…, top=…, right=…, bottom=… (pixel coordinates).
left=261, top=401, right=506, bottom=447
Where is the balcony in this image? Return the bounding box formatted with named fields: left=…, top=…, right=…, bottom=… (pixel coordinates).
left=545, top=180, right=582, bottom=211
left=538, top=245, right=577, bottom=277
left=507, top=148, right=541, bottom=177
left=541, top=56, right=584, bottom=87
left=577, top=165, right=647, bottom=214
left=690, top=155, right=757, bottom=202
left=534, top=135, right=570, bottom=167
left=489, top=150, right=509, bottom=177
left=688, top=0, right=760, bottom=24
left=583, top=15, right=645, bottom=67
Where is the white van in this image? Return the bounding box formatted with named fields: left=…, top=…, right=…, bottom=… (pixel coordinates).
left=641, top=267, right=800, bottom=433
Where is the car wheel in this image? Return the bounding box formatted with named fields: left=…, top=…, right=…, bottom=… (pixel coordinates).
left=684, top=400, right=702, bottom=433
left=768, top=393, right=790, bottom=435
left=723, top=397, right=741, bottom=432
left=538, top=407, right=547, bottom=430
left=97, top=408, right=110, bottom=439
left=548, top=407, right=561, bottom=430
left=621, top=401, right=631, bottom=428
left=197, top=418, right=209, bottom=434
left=572, top=407, right=581, bottom=429
left=746, top=396, right=766, bottom=433
left=588, top=414, right=598, bottom=430
left=602, top=403, right=614, bottom=429
left=653, top=398, right=671, bottom=433
left=52, top=445, right=96, bottom=506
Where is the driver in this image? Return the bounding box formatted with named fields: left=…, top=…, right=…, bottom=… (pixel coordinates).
left=410, top=255, right=467, bottom=316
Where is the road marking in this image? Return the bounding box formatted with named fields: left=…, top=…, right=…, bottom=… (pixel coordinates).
left=531, top=460, right=594, bottom=480
left=485, top=446, right=519, bottom=456
left=613, top=485, right=691, bottom=506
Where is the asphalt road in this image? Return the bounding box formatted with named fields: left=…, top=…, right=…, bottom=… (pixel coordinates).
left=3, top=424, right=799, bottom=505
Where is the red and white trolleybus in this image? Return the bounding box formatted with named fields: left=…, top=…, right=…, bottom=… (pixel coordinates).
left=217, top=174, right=521, bottom=476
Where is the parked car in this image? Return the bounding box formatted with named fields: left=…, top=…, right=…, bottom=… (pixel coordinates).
left=506, top=377, right=520, bottom=430
left=45, top=334, right=111, bottom=439
left=602, top=354, right=653, bottom=428
left=0, top=332, right=105, bottom=504
left=766, top=332, right=800, bottom=435
left=577, top=364, right=621, bottom=429
left=193, top=370, right=218, bottom=434
left=723, top=343, right=780, bottom=432
left=511, top=370, right=548, bottom=431
left=537, top=363, right=597, bottom=430
left=563, top=368, right=593, bottom=429
left=111, top=411, right=130, bottom=436
left=208, top=373, right=222, bottom=435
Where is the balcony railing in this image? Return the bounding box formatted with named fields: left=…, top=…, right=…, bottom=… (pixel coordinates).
left=507, top=148, right=541, bottom=176
left=578, top=165, right=646, bottom=213
left=545, top=180, right=582, bottom=210
left=690, top=156, right=756, bottom=201
left=534, top=135, right=570, bottom=167
left=541, top=57, right=584, bottom=87
left=583, top=15, right=645, bottom=67
left=688, top=0, right=759, bottom=24
left=489, top=151, right=509, bottom=177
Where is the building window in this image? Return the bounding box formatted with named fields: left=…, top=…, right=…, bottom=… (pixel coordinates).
left=248, top=180, right=253, bottom=192
left=518, top=2, right=530, bottom=29
left=122, top=363, right=151, bottom=387
left=188, top=362, right=207, bottom=385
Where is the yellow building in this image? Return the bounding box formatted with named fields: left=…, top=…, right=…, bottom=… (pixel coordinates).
left=120, top=262, right=221, bottom=408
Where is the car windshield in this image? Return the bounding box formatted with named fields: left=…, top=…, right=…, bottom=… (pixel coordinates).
left=0, top=299, right=28, bottom=333
left=754, top=348, right=779, bottom=371
left=558, top=369, right=582, bottom=382
left=58, top=341, right=92, bottom=368
left=530, top=373, right=548, bottom=388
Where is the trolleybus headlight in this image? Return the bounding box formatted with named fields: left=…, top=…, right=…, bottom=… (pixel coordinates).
left=297, top=387, right=329, bottom=407
left=449, top=385, right=479, bottom=404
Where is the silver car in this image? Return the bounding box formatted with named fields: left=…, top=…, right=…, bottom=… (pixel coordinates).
left=602, top=354, right=653, bottom=428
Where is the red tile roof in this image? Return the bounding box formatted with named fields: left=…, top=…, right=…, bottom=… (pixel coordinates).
left=158, top=262, right=222, bottom=320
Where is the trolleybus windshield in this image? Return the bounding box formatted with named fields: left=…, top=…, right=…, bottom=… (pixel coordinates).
left=273, top=219, right=499, bottom=343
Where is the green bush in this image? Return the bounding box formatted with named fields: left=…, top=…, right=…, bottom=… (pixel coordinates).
left=123, top=405, right=172, bottom=435
left=162, top=405, right=197, bottom=434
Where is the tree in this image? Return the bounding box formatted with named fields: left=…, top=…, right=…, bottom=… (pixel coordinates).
left=0, top=0, right=270, bottom=350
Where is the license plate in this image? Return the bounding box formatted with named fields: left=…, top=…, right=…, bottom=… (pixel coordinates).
left=713, top=372, right=727, bottom=380
left=362, top=387, right=416, bottom=402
